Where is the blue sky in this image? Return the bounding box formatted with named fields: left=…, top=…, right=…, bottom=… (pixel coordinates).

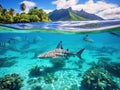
left=0, top=0, right=56, bottom=12
left=0, top=0, right=120, bottom=11
left=0, top=0, right=120, bottom=19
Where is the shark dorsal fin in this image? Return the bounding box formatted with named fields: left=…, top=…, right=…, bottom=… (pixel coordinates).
left=56, top=41, right=63, bottom=49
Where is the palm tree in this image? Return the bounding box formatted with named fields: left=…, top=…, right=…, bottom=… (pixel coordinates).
left=20, top=3, right=26, bottom=13
left=9, top=8, right=15, bottom=16
left=2, top=9, right=8, bottom=15
left=34, top=7, right=38, bottom=9
left=0, top=4, right=3, bottom=12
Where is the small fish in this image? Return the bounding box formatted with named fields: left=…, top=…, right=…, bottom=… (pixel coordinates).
left=109, top=32, right=120, bottom=37
left=83, top=35, right=94, bottom=43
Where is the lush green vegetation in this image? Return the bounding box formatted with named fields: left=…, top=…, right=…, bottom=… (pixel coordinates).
left=0, top=3, right=51, bottom=24
left=60, top=11, right=87, bottom=21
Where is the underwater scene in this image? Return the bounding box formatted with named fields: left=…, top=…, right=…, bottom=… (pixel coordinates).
left=0, top=21, right=120, bottom=90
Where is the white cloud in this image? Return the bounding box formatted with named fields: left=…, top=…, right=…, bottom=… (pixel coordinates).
left=52, top=0, right=78, bottom=9
left=44, top=9, right=53, bottom=13
left=20, top=1, right=36, bottom=13
left=52, top=0, right=120, bottom=19
left=73, top=0, right=117, bottom=13
left=97, top=7, right=120, bottom=19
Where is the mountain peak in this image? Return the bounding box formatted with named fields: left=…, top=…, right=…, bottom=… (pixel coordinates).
left=80, top=9, right=84, bottom=12
left=68, top=7, right=72, bottom=11
left=49, top=8, right=103, bottom=21
left=80, top=9, right=88, bottom=13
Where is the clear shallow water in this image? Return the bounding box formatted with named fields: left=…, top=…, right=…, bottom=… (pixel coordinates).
left=0, top=21, right=120, bottom=90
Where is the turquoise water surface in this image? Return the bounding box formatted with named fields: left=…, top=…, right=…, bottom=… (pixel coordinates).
left=0, top=21, right=120, bottom=90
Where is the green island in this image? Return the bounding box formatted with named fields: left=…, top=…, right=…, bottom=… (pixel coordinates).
left=0, top=3, right=51, bottom=24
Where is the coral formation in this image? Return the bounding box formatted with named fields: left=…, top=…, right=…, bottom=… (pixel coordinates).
left=97, top=60, right=120, bottom=77
left=65, top=84, right=78, bottom=90
left=29, top=66, right=44, bottom=77
left=81, top=67, right=119, bottom=90
left=104, top=62, right=120, bottom=77
left=27, top=78, right=37, bottom=85
left=0, top=73, right=23, bottom=90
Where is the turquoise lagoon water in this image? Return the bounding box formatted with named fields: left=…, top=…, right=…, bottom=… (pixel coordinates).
left=0, top=20, right=120, bottom=90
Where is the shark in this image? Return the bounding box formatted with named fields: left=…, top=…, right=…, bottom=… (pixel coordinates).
left=83, top=35, right=94, bottom=43
left=37, top=41, right=85, bottom=60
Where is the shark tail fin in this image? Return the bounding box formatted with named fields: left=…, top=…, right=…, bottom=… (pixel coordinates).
left=77, top=48, right=85, bottom=59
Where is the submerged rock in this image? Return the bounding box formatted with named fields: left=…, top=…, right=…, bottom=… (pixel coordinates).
left=0, top=73, right=23, bottom=90
left=81, top=68, right=119, bottom=90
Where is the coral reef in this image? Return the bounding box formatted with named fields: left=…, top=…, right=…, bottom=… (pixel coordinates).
left=87, top=59, right=111, bottom=69
left=65, top=84, right=78, bottom=90
left=97, top=59, right=109, bottom=68
left=0, top=73, right=23, bottom=90
left=29, top=66, right=44, bottom=77
left=31, top=85, right=42, bottom=90
left=96, top=60, right=120, bottom=77
left=104, top=62, right=120, bottom=77
left=81, top=67, right=119, bottom=90
left=44, top=73, right=58, bottom=84
left=27, top=78, right=37, bottom=85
